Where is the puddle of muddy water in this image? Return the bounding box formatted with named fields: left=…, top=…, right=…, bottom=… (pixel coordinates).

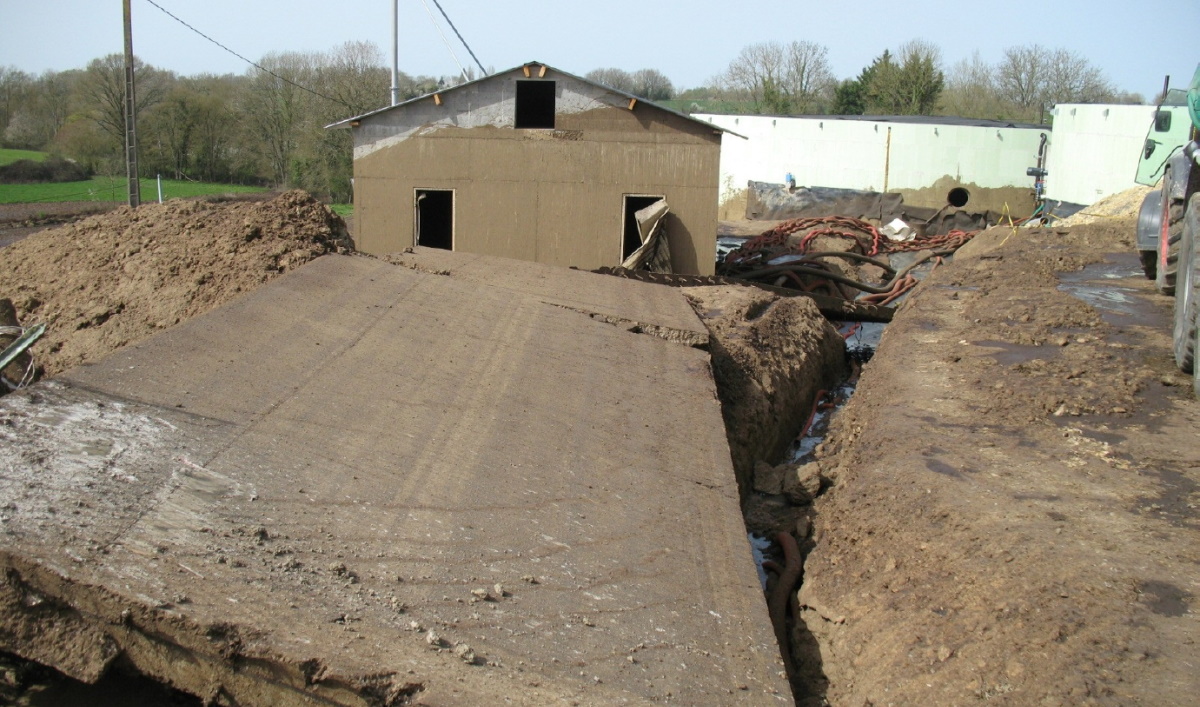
left=973, top=339, right=1059, bottom=366
left=749, top=533, right=772, bottom=588
left=1058, top=255, right=1160, bottom=327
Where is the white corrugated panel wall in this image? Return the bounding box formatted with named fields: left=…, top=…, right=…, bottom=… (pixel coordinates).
left=698, top=114, right=1047, bottom=202
left=1043, top=104, right=1155, bottom=205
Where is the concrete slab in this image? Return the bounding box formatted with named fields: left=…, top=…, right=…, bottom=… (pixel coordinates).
left=385, top=247, right=710, bottom=346
left=0, top=254, right=791, bottom=704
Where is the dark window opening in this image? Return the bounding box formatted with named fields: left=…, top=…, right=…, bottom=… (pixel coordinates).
left=415, top=189, right=453, bottom=250
left=515, top=81, right=556, bottom=129
left=622, top=195, right=663, bottom=261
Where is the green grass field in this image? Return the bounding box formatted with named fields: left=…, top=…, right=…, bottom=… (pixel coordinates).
left=330, top=203, right=353, bottom=218
left=0, top=148, right=49, bottom=165
left=0, top=176, right=267, bottom=204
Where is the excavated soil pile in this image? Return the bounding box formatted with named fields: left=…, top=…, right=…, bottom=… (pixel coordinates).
left=0, top=191, right=352, bottom=377
left=1056, top=185, right=1153, bottom=228
left=792, top=217, right=1200, bottom=705
left=686, top=286, right=848, bottom=496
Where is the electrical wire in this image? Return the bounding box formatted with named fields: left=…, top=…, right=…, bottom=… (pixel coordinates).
left=427, top=0, right=486, bottom=76
left=140, top=0, right=350, bottom=108
left=418, top=0, right=469, bottom=82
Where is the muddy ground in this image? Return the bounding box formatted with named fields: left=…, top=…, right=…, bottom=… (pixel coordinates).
left=1, top=195, right=1197, bottom=705
left=784, top=216, right=1199, bottom=705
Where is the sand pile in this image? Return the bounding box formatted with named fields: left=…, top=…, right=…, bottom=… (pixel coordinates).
left=1, top=190, right=352, bottom=377
left=1056, top=184, right=1153, bottom=227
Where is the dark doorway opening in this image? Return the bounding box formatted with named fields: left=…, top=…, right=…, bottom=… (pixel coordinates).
left=515, top=81, right=556, bottom=129
left=415, top=189, right=453, bottom=250
left=622, top=195, right=663, bottom=261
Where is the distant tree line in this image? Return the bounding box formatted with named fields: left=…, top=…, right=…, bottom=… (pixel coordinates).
left=583, top=67, right=675, bottom=101
left=679, top=41, right=1141, bottom=122
left=0, top=40, right=1142, bottom=201
left=0, top=42, right=455, bottom=202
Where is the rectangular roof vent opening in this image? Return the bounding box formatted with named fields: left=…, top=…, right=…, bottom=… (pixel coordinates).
left=515, top=80, right=556, bottom=129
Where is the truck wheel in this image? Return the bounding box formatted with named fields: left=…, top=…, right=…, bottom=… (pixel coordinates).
left=1176, top=194, right=1200, bottom=373
left=1156, top=195, right=1185, bottom=295
left=1136, top=190, right=1162, bottom=280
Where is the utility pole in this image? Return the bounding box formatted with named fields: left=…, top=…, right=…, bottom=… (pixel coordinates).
left=390, top=0, right=400, bottom=106
left=123, top=0, right=140, bottom=207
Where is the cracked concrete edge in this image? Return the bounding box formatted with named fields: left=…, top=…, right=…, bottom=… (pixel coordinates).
left=378, top=249, right=709, bottom=342
left=0, top=553, right=424, bottom=706
left=548, top=303, right=710, bottom=348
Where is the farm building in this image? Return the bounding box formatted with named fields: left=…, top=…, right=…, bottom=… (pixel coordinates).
left=332, top=62, right=727, bottom=275
left=697, top=113, right=1050, bottom=219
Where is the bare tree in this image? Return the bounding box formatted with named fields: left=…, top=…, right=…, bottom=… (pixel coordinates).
left=584, top=67, right=674, bottom=101
left=5, top=70, right=83, bottom=149
left=81, top=54, right=170, bottom=144
left=782, top=41, right=834, bottom=113
left=321, top=41, right=391, bottom=115
left=941, top=51, right=1005, bottom=119
left=997, top=44, right=1115, bottom=119
left=0, top=66, right=32, bottom=138
left=585, top=68, right=635, bottom=93
left=721, top=41, right=790, bottom=113
left=996, top=45, right=1045, bottom=112
left=721, top=40, right=834, bottom=114
left=307, top=42, right=391, bottom=202
left=1042, top=48, right=1114, bottom=104
left=631, top=68, right=675, bottom=101
left=241, top=51, right=316, bottom=186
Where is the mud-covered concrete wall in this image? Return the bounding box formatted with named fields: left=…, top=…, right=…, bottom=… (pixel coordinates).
left=700, top=113, right=1047, bottom=218
left=350, top=68, right=721, bottom=275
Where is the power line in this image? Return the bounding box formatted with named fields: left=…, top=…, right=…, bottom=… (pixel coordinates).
left=427, top=0, right=486, bottom=76
left=139, top=0, right=350, bottom=108
left=418, top=0, right=469, bottom=82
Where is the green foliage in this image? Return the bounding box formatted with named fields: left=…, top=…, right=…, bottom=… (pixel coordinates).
left=866, top=42, right=944, bottom=115
left=760, top=77, right=792, bottom=115
left=834, top=44, right=945, bottom=116
left=832, top=79, right=867, bottom=115
left=330, top=203, right=353, bottom=218
left=832, top=55, right=884, bottom=115
left=0, top=176, right=265, bottom=204
left=0, top=148, right=47, bottom=165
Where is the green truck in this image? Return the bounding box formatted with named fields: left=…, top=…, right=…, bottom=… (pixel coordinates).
left=1134, top=64, right=1200, bottom=395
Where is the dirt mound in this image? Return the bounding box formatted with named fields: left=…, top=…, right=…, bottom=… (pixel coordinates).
left=686, top=286, right=848, bottom=496
left=1056, top=185, right=1152, bottom=227
left=0, top=191, right=352, bottom=377
left=795, top=218, right=1199, bottom=705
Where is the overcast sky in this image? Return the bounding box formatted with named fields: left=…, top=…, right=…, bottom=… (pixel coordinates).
left=1, top=0, right=1196, bottom=104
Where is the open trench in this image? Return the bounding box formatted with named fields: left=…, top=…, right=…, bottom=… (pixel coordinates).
left=730, top=313, right=886, bottom=705
left=730, top=241, right=1159, bottom=705
left=708, top=241, right=939, bottom=705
